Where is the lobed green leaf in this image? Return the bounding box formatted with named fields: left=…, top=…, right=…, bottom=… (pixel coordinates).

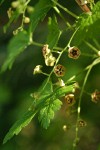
left=3, top=83, right=74, bottom=143
left=37, top=84, right=74, bottom=129
left=38, top=98, right=62, bottom=129
left=72, top=1, right=100, bottom=45
left=29, top=0, right=55, bottom=32
left=3, top=110, right=37, bottom=144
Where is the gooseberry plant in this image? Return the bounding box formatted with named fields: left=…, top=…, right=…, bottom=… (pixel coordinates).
left=1, top=0, right=100, bottom=149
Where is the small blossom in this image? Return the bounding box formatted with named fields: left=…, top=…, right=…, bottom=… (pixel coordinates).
left=54, top=64, right=66, bottom=77
left=91, top=90, right=100, bottom=103
left=45, top=54, right=56, bottom=66
left=78, top=120, right=87, bottom=127
left=33, top=65, right=42, bottom=74
left=68, top=46, right=81, bottom=59
left=27, top=6, right=34, bottom=13
left=65, top=94, right=75, bottom=106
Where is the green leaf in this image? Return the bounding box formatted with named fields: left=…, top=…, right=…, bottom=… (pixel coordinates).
left=30, top=0, right=55, bottom=32
left=38, top=98, right=62, bottom=129
left=72, top=1, right=100, bottom=45
left=3, top=110, right=36, bottom=144
left=3, top=83, right=74, bottom=143
left=46, top=16, right=62, bottom=49
left=1, top=31, right=29, bottom=72
left=38, top=79, right=53, bottom=95
left=37, top=84, right=74, bottom=129
left=36, top=84, right=74, bottom=107
left=54, top=84, right=74, bottom=97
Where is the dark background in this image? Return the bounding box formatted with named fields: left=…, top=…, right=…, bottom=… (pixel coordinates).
left=0, top=0, right=100, bottom=150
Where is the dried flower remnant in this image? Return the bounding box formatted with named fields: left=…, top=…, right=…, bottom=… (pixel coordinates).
left=78, top=120, right=87, bottom=127
left=7, top=8, right=14, bottom=19
left=45, top=54, right=56, bottom=66
left=56, top=78, right=65, bottom=87
left=42, top=45, right=56, bottom=66
left=42, top=44, right=51, bottom=58
left=65, top=94, right=75, bottom=106
left=91, top=90, right=100, bottom=103
left=54, top=64, right=66, bottom=77
left=68, top=46, right=81, bottom=59
left=33, top=65, right=42, bottom=75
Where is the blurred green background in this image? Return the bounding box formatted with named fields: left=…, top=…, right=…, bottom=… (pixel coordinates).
left=0, top=0, right=100, bottom=150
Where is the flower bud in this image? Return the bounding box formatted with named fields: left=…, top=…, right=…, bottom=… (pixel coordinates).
left=23, top=17, right=30, bottom=24
left=98, top=51, right=100, bottom=57
left=27, top=6, right=34, bottom=13
left=11, top=1, right=20, bottom=8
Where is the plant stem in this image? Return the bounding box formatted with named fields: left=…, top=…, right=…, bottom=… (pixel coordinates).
left=81, top=53, right=97, bottom=58
left=51, top=0, right=78, bottom=19
left=31, top=41, right=63, bottom=51
left=21, top=0, right=31, bottom=28
left=41, top=72, right=49, bottom=76
left=31, top=41, right=44, bottom=47
left=73, top=65, right=92, bottom=149
left=93, top=39, right=100, bottom=49
left=67, top=27, right=79, bottom=48
left=53, top=6, right=72, bottom=28
left=41, top=27, right=80, bottom=92
left=72, top=57, right=100, bottom=149
left=66, top=57, right=100, bottom=84
left=84, top=40, right=99, bottom=54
